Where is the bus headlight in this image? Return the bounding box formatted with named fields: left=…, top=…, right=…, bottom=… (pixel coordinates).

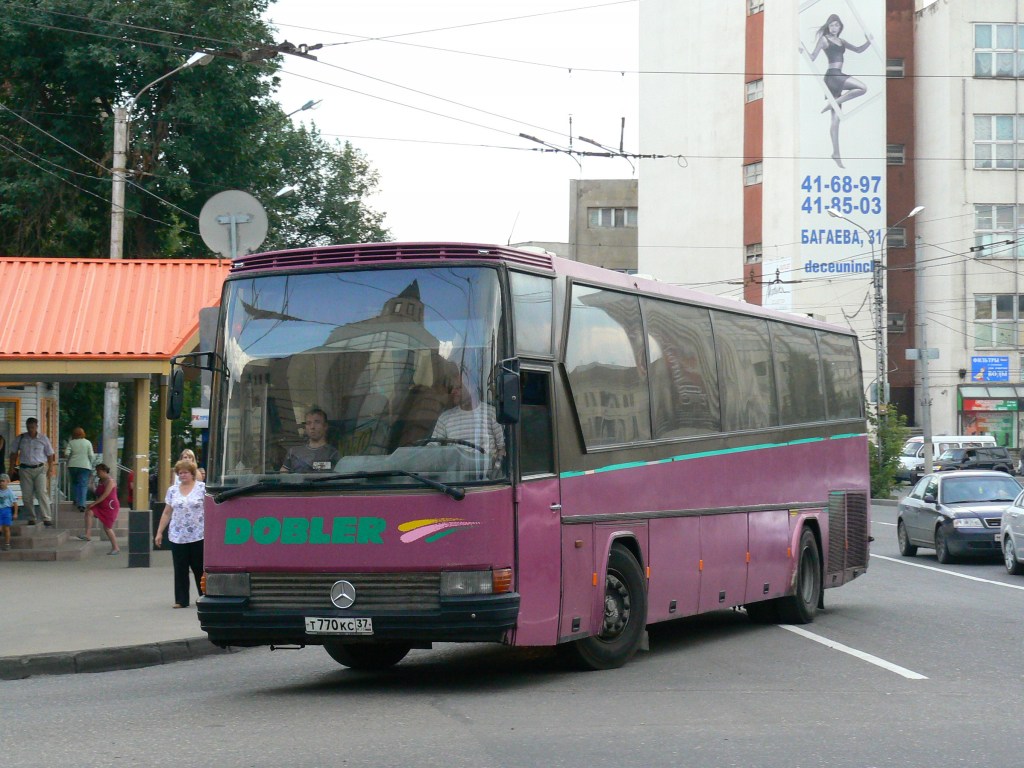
left=441, top=568, right=513, bottom=596
left=204, top=572, right=251, bottom=596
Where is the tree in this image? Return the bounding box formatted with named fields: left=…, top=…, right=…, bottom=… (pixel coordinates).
left=0, top=0, right=388, bottom=259
left=869, top=404, right=909, bottom=499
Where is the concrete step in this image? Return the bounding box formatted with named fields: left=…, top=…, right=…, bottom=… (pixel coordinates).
left=0, top=539, right=93, bottom=561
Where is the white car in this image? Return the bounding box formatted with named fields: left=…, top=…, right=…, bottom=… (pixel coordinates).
left=1000, top=489, right=1024, bottom=575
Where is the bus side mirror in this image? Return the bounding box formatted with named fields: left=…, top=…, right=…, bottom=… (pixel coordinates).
left=167, top=368, right=185, bottom=420
left=495, top=366, right=520, bottom=425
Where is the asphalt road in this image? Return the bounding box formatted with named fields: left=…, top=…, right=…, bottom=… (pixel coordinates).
left=4, top=503, right=1021, bottom=768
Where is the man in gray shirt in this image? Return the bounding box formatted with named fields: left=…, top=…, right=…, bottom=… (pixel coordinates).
left=9, top=417, right=56, bottom=526
left=280, top=408, right=340, bottom=473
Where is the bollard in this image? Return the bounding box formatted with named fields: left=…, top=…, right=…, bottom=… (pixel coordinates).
left=128, top=509, right=152, bottom=568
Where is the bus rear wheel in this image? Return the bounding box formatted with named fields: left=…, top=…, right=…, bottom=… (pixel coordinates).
left=561, top=544, right=648, bottom=671
left=323, top=641, right=411, bottom=670
left=775, top=528, right=821, bottom=624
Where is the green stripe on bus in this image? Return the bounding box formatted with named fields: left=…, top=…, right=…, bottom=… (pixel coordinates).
left=559, top=433, right=865, bottom=479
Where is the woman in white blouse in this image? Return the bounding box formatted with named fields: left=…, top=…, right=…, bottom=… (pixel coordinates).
left=155, top=459, right=205, bottom=608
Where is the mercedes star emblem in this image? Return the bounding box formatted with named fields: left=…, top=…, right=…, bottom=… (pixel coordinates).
left=330, top=580, right=357, bottom=609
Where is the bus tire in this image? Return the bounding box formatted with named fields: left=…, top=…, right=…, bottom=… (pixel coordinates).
left=775, top=528, right=821, bottom=624
left=561, top=544, right=648, bottom=671
left=323, top=641, right=411, bottom=670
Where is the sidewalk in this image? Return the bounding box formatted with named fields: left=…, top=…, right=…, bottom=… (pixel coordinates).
left=0, top=544, right=231, bottom=680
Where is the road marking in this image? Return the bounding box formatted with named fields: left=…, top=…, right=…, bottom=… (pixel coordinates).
left=873, top=520, right=895, bottom=526
left=872, top=554, right=1024, bottom=591
left=780, top=625, right=928, bottom=680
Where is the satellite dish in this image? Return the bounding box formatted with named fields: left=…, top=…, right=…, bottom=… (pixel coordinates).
left=199, top=190, right=268, bottom=259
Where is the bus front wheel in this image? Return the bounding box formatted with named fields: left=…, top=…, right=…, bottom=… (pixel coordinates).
left=562, top=544, right=648, bottom=671
left=775, top=528, right=821, bottom=624
left=323, top=641, right=411, bottom=670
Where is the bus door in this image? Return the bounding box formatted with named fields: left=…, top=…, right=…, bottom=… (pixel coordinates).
left=512, top=367, right=562, bottom=645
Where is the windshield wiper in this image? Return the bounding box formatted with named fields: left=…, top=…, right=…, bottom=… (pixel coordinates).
left=307, top=471, right=465, bottom=501
left=213, top=478, right=286, bottom=503
left=212, top=471, right=465, bottom=503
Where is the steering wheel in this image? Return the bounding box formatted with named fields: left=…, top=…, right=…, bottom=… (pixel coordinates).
left=415, top=437, right=487, bottom=455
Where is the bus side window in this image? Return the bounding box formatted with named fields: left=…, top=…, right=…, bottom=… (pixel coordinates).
left=520, top=370, right=554, bottom=476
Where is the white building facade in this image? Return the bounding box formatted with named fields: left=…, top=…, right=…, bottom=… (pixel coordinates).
left=639, top=0, right=1024, bottom=447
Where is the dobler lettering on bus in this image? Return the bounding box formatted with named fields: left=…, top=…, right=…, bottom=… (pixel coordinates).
left=224, top=516, right=386, bottom=545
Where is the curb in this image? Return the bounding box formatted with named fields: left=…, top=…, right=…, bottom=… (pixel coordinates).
left=871, top=497, right=899, bottom=507
left=0, top=637, right=238, bottom=681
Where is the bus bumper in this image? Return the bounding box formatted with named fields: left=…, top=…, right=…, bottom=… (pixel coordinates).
left=197, top=593, right=521, bottom=648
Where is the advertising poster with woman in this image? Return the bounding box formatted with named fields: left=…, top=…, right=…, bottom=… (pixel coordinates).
left=795, top=1, right=886, bottom=313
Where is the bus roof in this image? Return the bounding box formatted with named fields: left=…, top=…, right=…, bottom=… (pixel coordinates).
left=230, top=241, right=856, bottom=338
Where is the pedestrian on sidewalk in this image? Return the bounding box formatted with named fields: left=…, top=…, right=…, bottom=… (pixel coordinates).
left=65, top=427, right=96, bottom=513
left=155, top=459, right=205, bottom=609
left=77, top=463, right=120, bottom=554
left=171, top=449, right=198, bottom=488
left=0, top=473, right=17, bottom=551
left=8, top=417, right=56, bottom=527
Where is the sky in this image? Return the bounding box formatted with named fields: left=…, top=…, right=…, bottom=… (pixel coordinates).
left=263, top=0, right=640, bottom=245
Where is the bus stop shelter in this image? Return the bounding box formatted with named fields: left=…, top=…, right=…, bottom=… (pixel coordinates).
left=0, top=257, right=230, bottom=508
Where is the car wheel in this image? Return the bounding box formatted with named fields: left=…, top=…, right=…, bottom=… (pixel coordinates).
left=1003, top=536, right=1024, bottom=575
left=934, top=526, right=955, bottom=564
left=897, top=520, right=917, bottom=557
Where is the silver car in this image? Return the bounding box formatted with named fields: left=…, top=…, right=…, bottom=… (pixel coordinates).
left=897, top=471, right=1022, bottom=564
left=1000, top=489, right=1024, bottom=575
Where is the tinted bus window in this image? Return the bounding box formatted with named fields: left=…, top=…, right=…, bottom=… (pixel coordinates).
left=510, top=272, right=553, bottom=356
left=566, top=285, right=651, bottom=448
left=817, top=332, right=863, bottom=419
left=772, top=323, right=825, bottom=424
left=642, top=298, right=721, bottom=438
left=713, top=312, right=779, bottom=431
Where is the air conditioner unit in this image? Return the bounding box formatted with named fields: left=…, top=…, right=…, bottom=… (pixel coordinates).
left=887, top=313, right=907, bottom=333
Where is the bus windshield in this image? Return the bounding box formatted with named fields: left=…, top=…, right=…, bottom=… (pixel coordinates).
left=211, top=266, right=508, bottom=490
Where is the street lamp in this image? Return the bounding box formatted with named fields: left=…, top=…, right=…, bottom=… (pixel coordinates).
left=827, top=205, right=923, bottom=460
left=104, top=51, right=214, bottom=496
left=109, top=51, right=214, bottom=259
left=286, top=99, right=321, bottom=117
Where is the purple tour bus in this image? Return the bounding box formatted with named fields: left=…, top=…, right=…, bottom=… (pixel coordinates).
left=179, top=242, right=870, bottom=671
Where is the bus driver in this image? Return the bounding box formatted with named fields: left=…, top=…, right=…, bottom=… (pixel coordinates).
left=280, top=408, right=340, bottom=473
left=431, top=375, right=505, bottom=466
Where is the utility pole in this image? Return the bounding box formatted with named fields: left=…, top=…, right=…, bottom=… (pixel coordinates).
left=914, top=235, right=934, bottom=476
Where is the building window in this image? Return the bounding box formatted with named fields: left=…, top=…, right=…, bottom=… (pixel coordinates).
left=886, top=58, right=905, bottom=78
left=743, top=162, right=763, bottom=186
left=744, top=243, right=763, bottom=264
left=588, top=207, right=638, bottom=228
left=974, top=204, right=1024, bottom=258
left=974, top=114, right=1024, bottom=169
left=887, top=313, right=907, bottom=334
left=887, top=144, right=906, bottom=165
left=748, top=0, right=764, bottom=13
left=745, top=79, right=764, bottom=102
left=974, top=294, right=1024, bottom=347
left=974, top=23, right=1024, bottom=77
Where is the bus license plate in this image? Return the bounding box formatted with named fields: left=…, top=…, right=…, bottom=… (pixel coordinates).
left=305, top=617, right=373, bottom=635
